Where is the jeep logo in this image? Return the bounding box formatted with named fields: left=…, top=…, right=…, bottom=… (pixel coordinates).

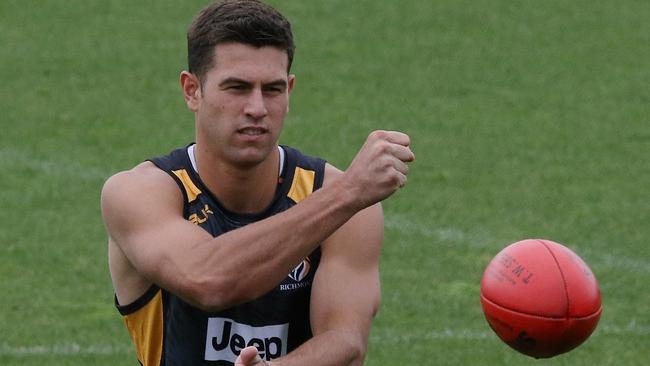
left=204, top=318, right=288, bottom=362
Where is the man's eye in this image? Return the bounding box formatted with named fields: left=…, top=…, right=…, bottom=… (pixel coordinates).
left=265, top=87, right=284, bottom=94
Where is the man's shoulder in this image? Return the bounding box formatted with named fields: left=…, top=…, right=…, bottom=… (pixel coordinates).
left=102, top=144, right=192, bottom=198
left=282, top=145, right=326, bottom=170
left=282, top=151, right=343, bottom=190
left=148, top=145, right=193, bottom=172
left=104, top=161, right=167, bottom=186
left=101, top=161, right=179, bottom=210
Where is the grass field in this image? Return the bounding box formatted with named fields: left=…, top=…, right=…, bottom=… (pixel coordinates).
left=1, top=0, right=649, bottom=365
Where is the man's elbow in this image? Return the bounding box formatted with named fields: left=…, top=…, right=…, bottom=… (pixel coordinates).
left=184, top=275, right=246, bottom=312
left=181, top=268, right=277, bottom=312
left=342, top=329, right=368, bottom=366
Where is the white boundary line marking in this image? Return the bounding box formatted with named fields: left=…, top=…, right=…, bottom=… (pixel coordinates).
left=384, top=214, right=471, bottom=245
left=2, top=322, right=648, bottom=356
left=384, top=214, right=650, bottom=273
left=0, top=148, right=111, bottom=182
left=370, top=321, right=650, bottom=343
left=0, top=343, right=132, bottom=356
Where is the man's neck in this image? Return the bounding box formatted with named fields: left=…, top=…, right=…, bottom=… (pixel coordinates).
left=193, top=144, right=281, bottom=214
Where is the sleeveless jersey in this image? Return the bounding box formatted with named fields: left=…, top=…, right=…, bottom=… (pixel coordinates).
left=115, top=144, right=326, bottom=366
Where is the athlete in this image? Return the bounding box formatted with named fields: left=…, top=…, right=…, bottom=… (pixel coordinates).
left=101, top=1, right=414, bottom=365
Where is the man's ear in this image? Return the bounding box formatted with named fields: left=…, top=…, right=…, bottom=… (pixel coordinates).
left=287, top=74, right=296, bottom=94
left=286, top=74, right=296, bottom=113
left=180, top=71, right=201, bottom=112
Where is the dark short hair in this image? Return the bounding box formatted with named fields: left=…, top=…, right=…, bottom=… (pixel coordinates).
left=187, top=0, right=295, bottom=82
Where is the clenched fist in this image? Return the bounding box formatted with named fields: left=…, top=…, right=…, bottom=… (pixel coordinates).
left=339, top=130, right=415, bottom=210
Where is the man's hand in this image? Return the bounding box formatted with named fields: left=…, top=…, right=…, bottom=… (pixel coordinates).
left=235, top=346, right=270, bottom=366
left=340, top=130, right=415, bottom=210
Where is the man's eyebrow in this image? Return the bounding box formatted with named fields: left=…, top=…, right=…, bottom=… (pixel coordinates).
left=218, top=77, right=287, bottom=87
left=264, top=79, right=288, bottom=87
left=218, top=77, right=252, bottom=87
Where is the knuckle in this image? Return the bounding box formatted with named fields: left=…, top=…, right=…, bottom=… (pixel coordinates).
left=378, top=156, right=393, bottom=169
left=370, top=130, right=387, bottom=140
left=377, top=141, right=391, bottom=154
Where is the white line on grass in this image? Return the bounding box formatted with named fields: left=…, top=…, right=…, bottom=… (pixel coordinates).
left=0, top=148, right=110, bottom=182
left=575, top=247, right=650, bottom=274
left=371, top=321, right=650, bottom=343
left=3, top=322, right=648, bottom=356
left=385, top=214, right=650, bottom=274
left=600, top=320, right=650, bottom=336
left=384, top=214, right=472, bottom=245
left=370, top=328, right=495, bottom=343
left=0, top=343, right=132, bottom=356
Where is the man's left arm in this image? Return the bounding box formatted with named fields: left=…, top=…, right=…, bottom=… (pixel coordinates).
left=236, top=200, right=384, bottom=366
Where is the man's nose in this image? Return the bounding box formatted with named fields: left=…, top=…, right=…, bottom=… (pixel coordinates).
left=243, top=88, right=268, bottom=119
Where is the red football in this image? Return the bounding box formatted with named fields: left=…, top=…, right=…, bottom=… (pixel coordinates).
left=480, top=239, right=602, bottom=358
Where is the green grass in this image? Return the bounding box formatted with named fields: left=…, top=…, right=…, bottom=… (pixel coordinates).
left=1, top=0, right=648, bottom=365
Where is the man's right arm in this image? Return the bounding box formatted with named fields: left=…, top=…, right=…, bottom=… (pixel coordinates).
left=102, top=130, right=414, bottom=312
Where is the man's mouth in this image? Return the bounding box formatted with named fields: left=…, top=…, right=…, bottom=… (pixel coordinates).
left=237, top=127, right=267, bottom=136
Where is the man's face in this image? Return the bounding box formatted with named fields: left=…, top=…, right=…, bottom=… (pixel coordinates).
left=194, top=42, right=294, bottom=168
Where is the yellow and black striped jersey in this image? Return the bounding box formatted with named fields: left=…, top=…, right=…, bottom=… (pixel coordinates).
left=115, top=144, right=326, bottom=366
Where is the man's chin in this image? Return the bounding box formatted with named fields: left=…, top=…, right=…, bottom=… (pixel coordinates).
left=227, top=146, right=276, bottom=168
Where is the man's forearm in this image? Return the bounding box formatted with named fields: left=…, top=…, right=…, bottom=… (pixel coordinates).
left=194, top=177, right=361, bottom=310
left=270, top=328, right=367, bottom=366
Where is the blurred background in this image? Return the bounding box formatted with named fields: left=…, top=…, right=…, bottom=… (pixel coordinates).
left=1, top=0, right=648, bottom=365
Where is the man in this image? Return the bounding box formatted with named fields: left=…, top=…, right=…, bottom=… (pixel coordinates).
left=101, top=1, right=414, bottom=365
